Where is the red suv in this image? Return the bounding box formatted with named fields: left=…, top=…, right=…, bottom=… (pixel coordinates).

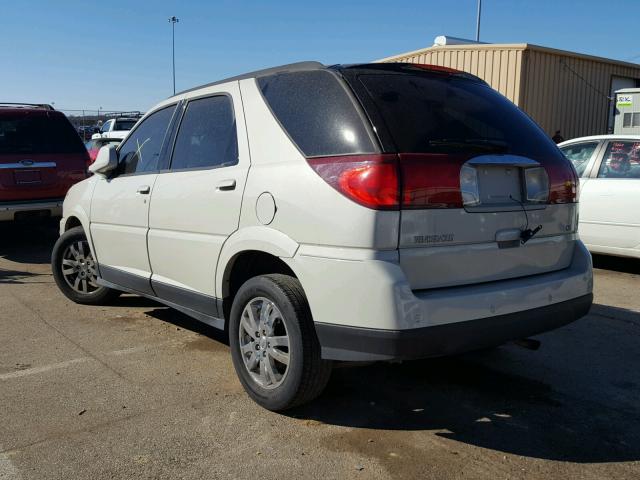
left=0, top=103, right=88, bottom=221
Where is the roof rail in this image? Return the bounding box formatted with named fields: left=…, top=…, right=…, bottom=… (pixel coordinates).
left=0, top=102, right=55, bottom=110
left=173, top=61, right=325, bottom=97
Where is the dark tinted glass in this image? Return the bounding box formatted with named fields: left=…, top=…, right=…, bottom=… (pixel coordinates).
left=258, top=70, right=376, bottom=157
left=118, top=105, right=175, bottom=175
left=357, top=73, right=561, bottom=159
left=171, top=96, right=238, bottom=170
left=114, top=120, right=136, bottom=131
left=0, top=113, right=85, bottom=154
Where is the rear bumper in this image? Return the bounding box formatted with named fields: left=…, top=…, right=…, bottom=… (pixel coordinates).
left=289, top=240, right=593, bottom=361
left=0, top=199, right=63, bottom=221
left=316, top=293, right=592, bottom=361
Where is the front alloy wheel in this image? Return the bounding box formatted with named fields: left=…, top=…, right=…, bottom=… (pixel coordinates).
left=60, top=239, right=99, bottom=294
left=51, top=226, right=120, bottom=305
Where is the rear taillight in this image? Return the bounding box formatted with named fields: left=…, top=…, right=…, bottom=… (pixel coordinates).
left=399, top=153, right=471, bottom=209
left=547, top=159, right=579, bottom=204
left=308, top=153, right=578, bottom=210
left=307, top=155, right=400, bottom=210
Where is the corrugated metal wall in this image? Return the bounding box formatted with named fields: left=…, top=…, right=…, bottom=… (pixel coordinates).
left=520, top=49, right=640, bottom=138
left=379, top=44, right=640, bottom=139
left=380, top=45, right=524, bottom=104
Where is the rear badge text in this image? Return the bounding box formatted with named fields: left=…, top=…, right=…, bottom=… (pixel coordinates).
left=414, top=234, right=455, bottom=244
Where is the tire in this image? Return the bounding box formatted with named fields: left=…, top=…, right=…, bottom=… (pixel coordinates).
left=51, top=226, right=121, bottom=305
left=229, top=274, right=332, bottom=411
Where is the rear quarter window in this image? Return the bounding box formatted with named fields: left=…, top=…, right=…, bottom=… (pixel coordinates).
left=257, top=70, right=377, bottom=157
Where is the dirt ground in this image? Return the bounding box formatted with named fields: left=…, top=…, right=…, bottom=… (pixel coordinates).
left=1, top=221, right=639, bottom=479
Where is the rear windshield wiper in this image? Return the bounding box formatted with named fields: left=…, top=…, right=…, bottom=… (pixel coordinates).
left=428, top=138, right=508, bottom=152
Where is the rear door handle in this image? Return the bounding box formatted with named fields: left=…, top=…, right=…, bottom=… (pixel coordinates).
left=216, top=179, right=236, bottom=191
left=136, top=185, right=151, bottom=194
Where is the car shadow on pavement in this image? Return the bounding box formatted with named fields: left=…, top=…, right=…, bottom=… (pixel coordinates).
left=592, top=253, right=640, bottom=274
left=0, top=219, right=59, bottom=265
left=134, top=296, right=640, bottom=464
left=288, top=321, right=640, bottom=463
left=0, top=267, right=50, bottom=284
left=144, top=306, right=230, bottom=346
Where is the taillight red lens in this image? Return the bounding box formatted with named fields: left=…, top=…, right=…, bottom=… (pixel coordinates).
left=547, top=158, right=579, bottom=204
left=399, top=153, right=471, bottom=209
left=308, top=152, right=578, bottom=210
left=307, top=155, right=399, bottom=210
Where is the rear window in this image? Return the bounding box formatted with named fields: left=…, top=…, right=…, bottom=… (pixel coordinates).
left=0, top=112, right=85, bottom=154
left=257, top=70, right=377, bottom=157
left=356, top=72, right=561, bottom=159
left=114, top=120, right=136, bottom=131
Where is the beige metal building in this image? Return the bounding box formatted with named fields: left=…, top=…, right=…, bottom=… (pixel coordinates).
left=378, top=42, right=640, bottom=140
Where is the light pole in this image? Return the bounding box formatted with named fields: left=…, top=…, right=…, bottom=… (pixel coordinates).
left=475, top=0, right=482, bottom=42
left=169, top=16, right=179, bottom=95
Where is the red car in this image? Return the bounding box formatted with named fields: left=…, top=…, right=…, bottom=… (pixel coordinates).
left=0, top=103, right=88, bottom=221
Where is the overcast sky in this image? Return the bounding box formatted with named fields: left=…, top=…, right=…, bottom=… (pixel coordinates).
left=2, top=0, right=638, bottom=113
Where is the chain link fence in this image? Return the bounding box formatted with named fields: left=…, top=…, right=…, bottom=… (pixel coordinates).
left=58, top=108, right=144, bottom=140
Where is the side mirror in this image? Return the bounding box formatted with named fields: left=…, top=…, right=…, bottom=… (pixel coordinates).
left=89, top=145, right=118, bottom=175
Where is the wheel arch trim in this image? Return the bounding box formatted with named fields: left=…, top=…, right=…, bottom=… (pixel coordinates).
left=216, top=226, right=300, bottom=299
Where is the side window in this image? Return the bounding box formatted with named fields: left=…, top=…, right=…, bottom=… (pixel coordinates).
left=559, top=141, right=599, bottom=177
left=101, top=120, right=112, bottom=133
left=597, top=141, right=640, bottom=179
left=257, top=70, right=376, bottom=157
left=117, top=105, right=176, bottom=175
left=170, top=96, right=238, bottom=170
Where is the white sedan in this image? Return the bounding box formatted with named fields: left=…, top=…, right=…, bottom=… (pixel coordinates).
left=559, top=135, right=640, bottom=259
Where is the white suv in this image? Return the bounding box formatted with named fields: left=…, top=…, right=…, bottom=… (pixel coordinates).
left=51, top=62, right=593, bottom=410
left=91, top=115, right=140, bottom=140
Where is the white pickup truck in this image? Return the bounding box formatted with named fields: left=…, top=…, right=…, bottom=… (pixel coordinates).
left=91, top=115, right=141, bottom=140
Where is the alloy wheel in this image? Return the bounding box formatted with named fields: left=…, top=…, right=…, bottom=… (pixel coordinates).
left=61, top=240, right=99, bottom=294
left=239, top=297, right=290, bottom=389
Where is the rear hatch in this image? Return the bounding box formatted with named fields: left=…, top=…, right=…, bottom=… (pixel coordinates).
left=0, top=109, right=87, bottom=202
left=338, top=64, right=579, bottom=290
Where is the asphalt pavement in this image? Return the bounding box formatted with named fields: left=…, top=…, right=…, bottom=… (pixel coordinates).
left=1, top=221, right=639, bottom=479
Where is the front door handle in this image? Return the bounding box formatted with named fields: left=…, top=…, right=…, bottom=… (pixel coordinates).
left=216, top=179, right=236, bottom=191
left=136, top=185, right=151, bottom=194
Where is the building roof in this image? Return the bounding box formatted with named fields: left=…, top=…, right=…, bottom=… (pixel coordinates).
left=377, top=43, right=640, bottom=70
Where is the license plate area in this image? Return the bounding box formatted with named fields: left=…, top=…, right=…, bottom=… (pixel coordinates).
left=477, top=165, right=522, bottom=205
